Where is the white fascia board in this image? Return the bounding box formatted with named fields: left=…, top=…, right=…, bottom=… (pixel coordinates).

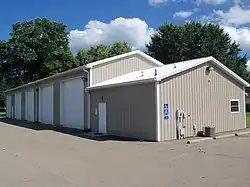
left=86, top=78, right=157, bottom=91
left=85, top=50, right=139, bottom=68
left=157, top=56, right=250, bottom=87
left=137, top=51, right=164, bottom=66
left=85, top=50, right=164, bottom=68
left=209, top=57, right=250, bottom=87
left=243, top=87, right=247, bottom=129
left=155, top=82, right=161, bottom=142
left=4, top=67, right=86, bottom=93
left=156, top=63, right=202, bottom=81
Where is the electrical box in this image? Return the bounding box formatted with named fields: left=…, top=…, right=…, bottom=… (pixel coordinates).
left=176, top=109, right=185, bottom=119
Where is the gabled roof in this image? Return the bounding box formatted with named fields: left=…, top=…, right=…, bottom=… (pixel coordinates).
left=5, top=50, right=163, bottom=93
left=87, top=56, right=250, bottom=90
left=84, top=50, right=164, bottom=68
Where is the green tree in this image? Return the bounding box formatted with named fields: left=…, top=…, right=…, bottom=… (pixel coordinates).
left=75, top=49, right=91, bottom=66
left=8, top=18, right=72, bottom=82
left=87, top=44, right=110, bottom=62
left=108, top=41, right=132, bottom=57
left=147, top=21, right=249, bottom=80
left=75, top=42, right=132, bottom=65
left=0, top=41, right=11, bottom=109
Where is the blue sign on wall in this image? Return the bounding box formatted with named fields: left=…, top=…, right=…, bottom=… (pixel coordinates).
left=164, top=104, right=169, bottom=120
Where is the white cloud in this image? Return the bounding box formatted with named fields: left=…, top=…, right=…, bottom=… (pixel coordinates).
left=214, top=5, right=250, bottom=26
left=149, top=0, right=168, bottom=5
left=197, top=0, right=227, bottom=5
left=222, top=25, right=250, bottom=50
left=247, top=60, right=250, bottom=71
left=198, top=5, right=250, bottom=52
left=69, top=18, right=155, bottom=53
left=173, top=11, right=194, bottom=19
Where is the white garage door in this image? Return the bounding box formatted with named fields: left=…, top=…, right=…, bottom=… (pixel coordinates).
left=60, top=78, right=84, bottom=129
left=39, top=85, right=53, bottom=124
left=6, top=95, right=12, bottom=118
left=25, top=88, right=34, bottom=122
left=15, top=92, right=22, bottom=120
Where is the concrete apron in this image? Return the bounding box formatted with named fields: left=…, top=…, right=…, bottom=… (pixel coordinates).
left=186, top=130, right=250, bottom=144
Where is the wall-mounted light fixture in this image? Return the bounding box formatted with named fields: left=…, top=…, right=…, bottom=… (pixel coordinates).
left=206, top=66, right=214, bottom=72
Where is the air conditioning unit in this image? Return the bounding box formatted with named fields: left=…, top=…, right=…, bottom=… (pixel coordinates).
left=204, top=126, right=216, bottom=137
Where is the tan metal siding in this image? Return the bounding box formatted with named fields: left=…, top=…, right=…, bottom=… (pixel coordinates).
left=159, top=62, right=245, bottom=141
left=90, top=83, right=157, bottom=141
left=92, top=54, right=159, bottom=84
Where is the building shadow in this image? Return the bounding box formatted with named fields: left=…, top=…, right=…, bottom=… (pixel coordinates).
left=0, top=118, right=142, bottom=142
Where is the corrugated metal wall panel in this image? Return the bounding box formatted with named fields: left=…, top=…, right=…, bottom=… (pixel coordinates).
left=92, top=54, right=159, bottom=84
left=90, top=83, right=157, bottom=141
left=159, top=62, right=245, bottom=141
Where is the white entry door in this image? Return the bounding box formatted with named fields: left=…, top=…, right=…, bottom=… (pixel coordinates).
left=60, top=78, right=84, bottom=129
left=25, top=88, right=34, bottom=122
left=98, top=102, right=107, bottom=134
left=15, top=92, right=22, bottom=120
left=39, top=85, right=53, bottom=124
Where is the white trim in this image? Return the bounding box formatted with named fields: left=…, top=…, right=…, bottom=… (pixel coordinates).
left=87, top=78, right=156, bottom=91
left=137, top=51, right=165, bottom=67
left=4, top=69, right=85, bottom=93
left=155, top=82, right=161, bottom=142
left=85, top=50, right=164, bottom=68
left=60, top=75, right=83, bottom=83
left=243, top=88, right=247, bottom=128
left=157, top=57, right=249, bottom=87
left=89, top=68, right=93, bottom=86
left=39, top=83, right=54, bottom=89
left=86, top=68, right=92, bottom=129
left=210, top=57, right=249, bottom=87
left=230, top=99, right=240, bottom=114
left=5, top=50, right=163, bottom=93
left=87, top=56, right=250, bottom=92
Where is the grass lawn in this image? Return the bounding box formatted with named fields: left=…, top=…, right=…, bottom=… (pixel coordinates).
left=246, top=112, right=250, bottom=129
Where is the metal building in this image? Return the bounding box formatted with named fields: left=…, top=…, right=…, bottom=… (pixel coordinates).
left=87, top=57, right=249, bottom=141
left=4, top=50, right=163, bottom=130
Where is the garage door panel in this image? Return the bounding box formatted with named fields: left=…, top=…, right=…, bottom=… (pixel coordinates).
left=39, top=85, right=53, bottom=124
left=6, top=95, right=12, bottom=118
left=60, top=78, right=84, bottom=129
left=15, top=92, right=22, bottom=120
left=25, top=89, right=34, bottom=122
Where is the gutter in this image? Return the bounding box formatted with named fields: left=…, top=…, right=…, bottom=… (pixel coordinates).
left=86, top=78, right=157, bottom=92
left=4, top=66, right=87, bottom=93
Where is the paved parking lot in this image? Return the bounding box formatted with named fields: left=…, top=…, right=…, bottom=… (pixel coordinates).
left=0, top=121, right=249, bottom=187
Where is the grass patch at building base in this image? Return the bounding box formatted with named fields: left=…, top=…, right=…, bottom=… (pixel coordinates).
left=246, top=112, right=250, bottom=129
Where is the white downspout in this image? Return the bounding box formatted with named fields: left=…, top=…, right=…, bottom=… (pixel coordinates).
left=243, top=87, right=247, bottom=129
left=155, top=81, right=161, bottom=142
left=83, top=68, right=91, bottom=130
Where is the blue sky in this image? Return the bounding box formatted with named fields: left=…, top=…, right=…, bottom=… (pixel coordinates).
left=1, top=0, right=250, bottom=63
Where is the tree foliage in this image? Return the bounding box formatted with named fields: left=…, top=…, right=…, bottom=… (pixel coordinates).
left=0, top=18, right=132, bottom=109
left=75, top=42, right=132, bottom=66
left=147, top=21, right=249, bottom=80
left=8, top=18, right=73, bottom=81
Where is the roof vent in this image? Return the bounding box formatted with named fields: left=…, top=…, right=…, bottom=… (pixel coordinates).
left=174, top=64, right=176, bottom=68
left=155, top=69, right=157, bottom=76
